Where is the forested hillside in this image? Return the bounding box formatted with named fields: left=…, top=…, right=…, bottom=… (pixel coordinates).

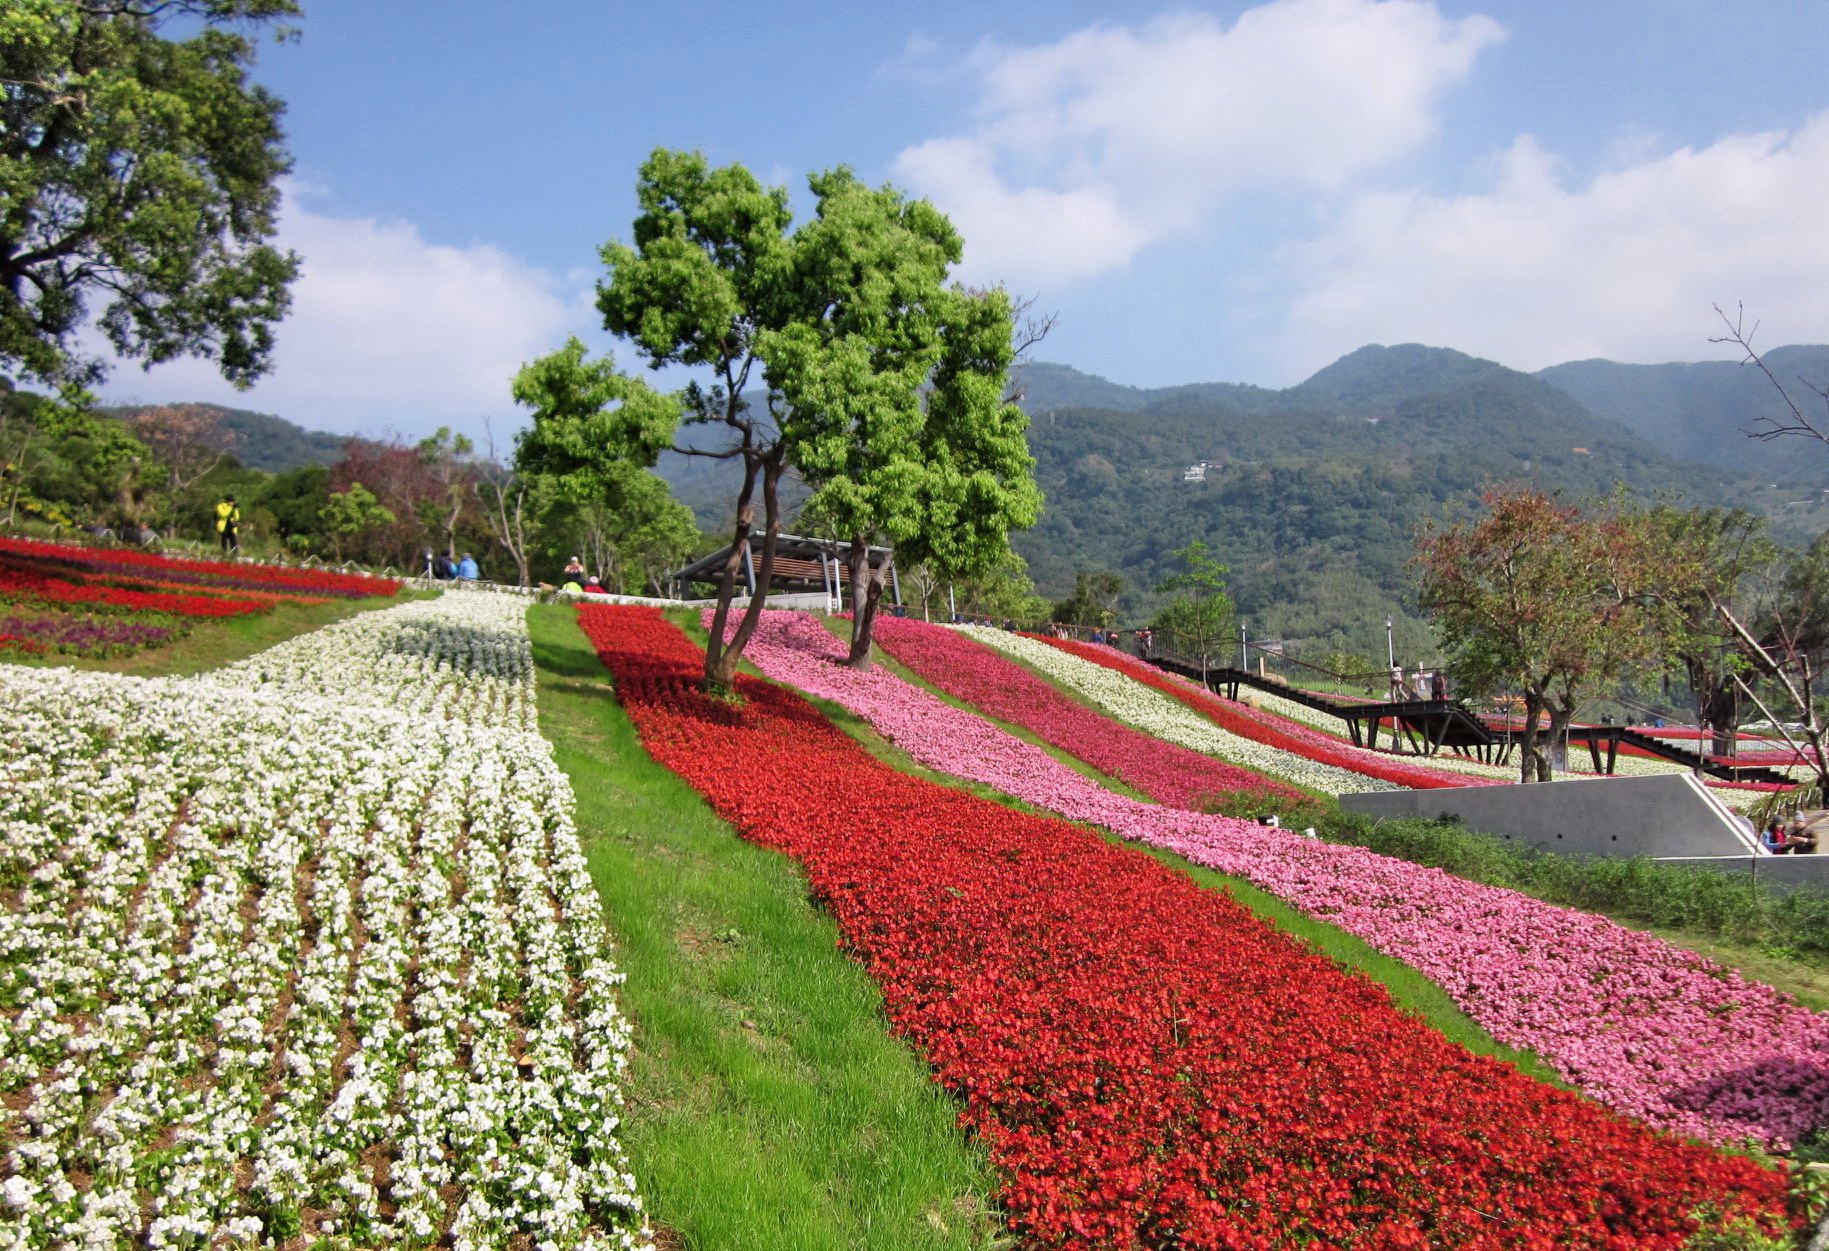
left=1538, top=345, right=1829, bottom=481
left=104, top=401, right=358, bottom=471
left=1007, top=345, right=1786, bottom=658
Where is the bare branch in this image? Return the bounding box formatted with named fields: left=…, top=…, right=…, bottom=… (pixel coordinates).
left=1709, top=301, right=1829, bottom=445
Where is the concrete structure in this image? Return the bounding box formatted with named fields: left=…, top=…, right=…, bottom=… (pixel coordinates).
left=1338, top=772, right=1762, bottom=858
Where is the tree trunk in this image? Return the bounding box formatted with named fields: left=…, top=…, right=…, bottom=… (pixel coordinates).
left=1695, top=676, right=1740, bottom=758
left=703, top=455, right=759, bottom=694
left=1518, top=691, right=1549, bottom=783
left=844, top=535, right=887, bottom=668
left=1543, top=699, right=1577, bottom=782
left=705, top=450, right=785, bottom=692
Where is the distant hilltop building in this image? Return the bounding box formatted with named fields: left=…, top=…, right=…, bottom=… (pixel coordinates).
left=1571, top=447, right=1592, bottom=455
left=1183, top=461, right=1210, bottom=483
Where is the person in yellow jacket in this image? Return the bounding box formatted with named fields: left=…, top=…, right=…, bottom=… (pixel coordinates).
left=215, top=495, right=240, bottom=553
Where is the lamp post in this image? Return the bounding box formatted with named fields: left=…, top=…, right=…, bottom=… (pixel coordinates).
left=1385, top=617, right=1395, bottom=669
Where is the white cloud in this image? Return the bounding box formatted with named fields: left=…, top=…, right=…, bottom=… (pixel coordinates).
left=893, top=0, right=1505, bottom=290
left=101, top=184, right=592, bottom=442
left=1277, top=114, right=1829, bottom=375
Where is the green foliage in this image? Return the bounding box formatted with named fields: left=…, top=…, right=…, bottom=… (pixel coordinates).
left=0, top=0, right=301, bottom=387
left=949, top=548, right=1050, bottom=624
left=316, top=481, right=393, bottom=559
left=1051, top=570, right=1125, bottom=628
left=1417, top=488, right=1672, bottom=780
left=1152, top=539, right=1234, bottom=660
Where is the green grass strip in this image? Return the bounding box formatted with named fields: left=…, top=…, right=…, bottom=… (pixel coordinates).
left=528, top=604, right=1008, bottom=1251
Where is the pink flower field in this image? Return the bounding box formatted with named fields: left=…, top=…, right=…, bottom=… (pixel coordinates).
left=731, top=609, right=1829, bottom=1149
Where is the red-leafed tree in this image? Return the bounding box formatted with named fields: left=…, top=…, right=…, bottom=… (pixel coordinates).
left=1416, top=488, right=1669, bottom=782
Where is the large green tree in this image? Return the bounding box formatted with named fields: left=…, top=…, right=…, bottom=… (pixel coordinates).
left=1417, top=488, right=1669, bottom=782
left=532, top=148, right=1039, bottom=690
left=1, top=0, right=299, bottom=388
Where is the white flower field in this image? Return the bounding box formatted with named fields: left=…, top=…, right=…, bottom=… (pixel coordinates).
left=0, top=594, right=650, bottom=1250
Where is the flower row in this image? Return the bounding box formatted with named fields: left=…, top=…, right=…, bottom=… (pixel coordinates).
left=0, top=593, right=648, bottom=1249
left=870, top=615, right=1304, bottom=809
left=586, top=603, right=1791, bottom=1249
left=1040, top=634, right=1487, bottom=790
left=0, top=535, right=399, bottom=599
left=0, top=563, right=267, bottom=618
left=962, top=626, right=1402, bottom=795
left=734, top=610, right=1829, bottom=1149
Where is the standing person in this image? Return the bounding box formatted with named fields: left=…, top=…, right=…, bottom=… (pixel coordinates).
left=456, top=552, right=479, bottom=581
left=563, top=554, right=586, bottom=581
left=1430, top=669, right=1447, bottom=701
left=1390, top=663, right=1405, bottom=701
left=214, top=495, right=240, bottom=553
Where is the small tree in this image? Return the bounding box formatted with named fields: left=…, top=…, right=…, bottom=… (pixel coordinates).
left=318, top=481, right=394, bottom=563
left=1152, top=540, right=1234, bottom=682
left=1417, top=488, right=1667, bottom=782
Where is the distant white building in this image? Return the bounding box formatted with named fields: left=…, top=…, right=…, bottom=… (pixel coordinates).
left=1183, top=461, right=1210, bottom=483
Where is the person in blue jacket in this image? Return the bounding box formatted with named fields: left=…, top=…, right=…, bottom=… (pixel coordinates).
left=456, top=553, right=480, bottom=580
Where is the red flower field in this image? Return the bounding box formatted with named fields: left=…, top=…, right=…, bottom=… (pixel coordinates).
left=580, top=603, right=1791, bottom=1250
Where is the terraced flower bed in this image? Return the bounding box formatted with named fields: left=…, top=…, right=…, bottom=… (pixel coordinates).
left=583, top=602, right=1793, bottom=1248
left=732, top=609, right=1829, bottom=1150
left=961, top=625, right=1403, bottom=795
left=0, top=594, right=649, bottom=1249
left=870, top=615, right=1305, bottom=810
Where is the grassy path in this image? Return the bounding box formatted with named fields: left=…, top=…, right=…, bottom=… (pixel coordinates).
left=528, top=604, right=1007, bottom=1251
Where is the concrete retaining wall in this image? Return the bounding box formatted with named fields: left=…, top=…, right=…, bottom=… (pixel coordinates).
left=1338, top=772, right=1762, bottom=858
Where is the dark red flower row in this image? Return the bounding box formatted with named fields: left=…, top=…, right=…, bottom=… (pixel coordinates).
left=579, top=604, right=1790, bottom=1250
left=0, top=564, right=267, bottom=618
left=872, top=616, right=1304, bottom=810
left=0, top=535, right=399, bottom=598
left=1037, top=635, right=1469, bottom=790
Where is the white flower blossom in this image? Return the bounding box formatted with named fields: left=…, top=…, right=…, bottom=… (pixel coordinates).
left=0, top=593, right=649, bottom=1249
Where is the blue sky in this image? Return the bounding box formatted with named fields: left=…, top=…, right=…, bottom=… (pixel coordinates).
left=101, top=0, right=1829, bottom=442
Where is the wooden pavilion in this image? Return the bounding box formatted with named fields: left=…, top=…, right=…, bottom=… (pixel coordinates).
left=665, top=532, right=900, bottom=606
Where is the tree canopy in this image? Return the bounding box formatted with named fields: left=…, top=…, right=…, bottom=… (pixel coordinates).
left=525, top=147, right=1040, bottom=689
left=1416, top=487, right=1669, bottom=782
left=1, top=0, right=300, bottom=388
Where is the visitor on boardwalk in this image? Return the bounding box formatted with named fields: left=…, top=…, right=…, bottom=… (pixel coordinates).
left=214, top=495, right=240, bottom=553
left=1430, top=669, right=1447, bottom=701
left=1390, top=663, right=1405, bottom=701
left=456, top=553, right=480, bottom=580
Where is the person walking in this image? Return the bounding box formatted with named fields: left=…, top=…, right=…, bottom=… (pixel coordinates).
left=214, top=495, right=241, bottom=553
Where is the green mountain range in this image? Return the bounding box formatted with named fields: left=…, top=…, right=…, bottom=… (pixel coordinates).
left=1007, top=343, right=1827, bottom=657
